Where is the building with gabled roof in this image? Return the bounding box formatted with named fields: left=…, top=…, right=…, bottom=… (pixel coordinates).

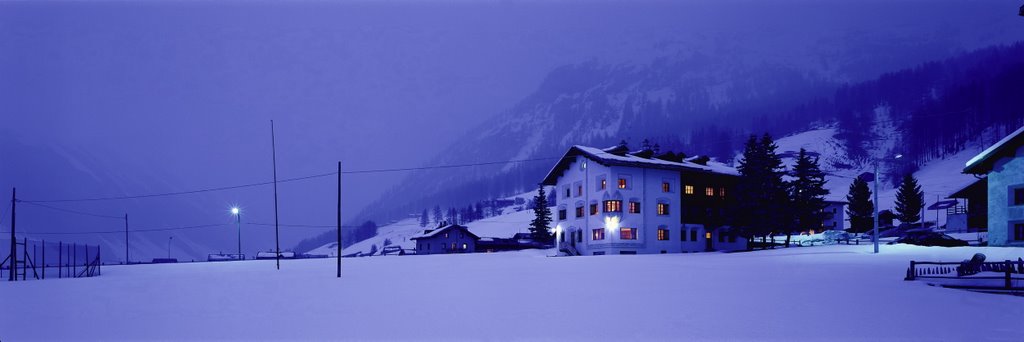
left=410, top=223, right=479, bottom=255
left=963, top=125, right=1024, bottom=247
left=541, top=141, right=745, bottom=255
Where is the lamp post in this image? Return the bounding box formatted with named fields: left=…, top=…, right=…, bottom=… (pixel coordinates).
left=231, top=207, right=241, bottom=259
left=167, top=236, right=174, bottom=259
left=554, top=225, right=561, bottom=257
left=872, top=154, right=902, bottom=254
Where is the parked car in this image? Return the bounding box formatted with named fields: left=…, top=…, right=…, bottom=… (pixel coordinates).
left=890, top=231, right=968, bottom=247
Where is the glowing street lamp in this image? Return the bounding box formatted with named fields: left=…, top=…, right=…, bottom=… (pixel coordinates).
left=604, top=216, right=620, bottom=234
left=554, top=224, right=562, bottom=256
left=231, top=206, right=242, bottom=260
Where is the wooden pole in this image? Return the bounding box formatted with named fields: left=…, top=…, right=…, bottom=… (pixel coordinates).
left=59, top=241, right=62, bottom=279
left=125, top=213, right=129, bottom=265
left=41, top=240, right=45, bottom=279
left=22, top=237, right=26, bottom=280
left=337, top=161, right=342, bottom=278
left=73, top=243, right=76, bottom=278
left=9, top=188, right=15, bottom=282
left=271, top=120, right=281, bottom=270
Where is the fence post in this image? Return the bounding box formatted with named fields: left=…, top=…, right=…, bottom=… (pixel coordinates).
left=1006, top=260, right=1013, bottom=289
left=22, top=237, right=27, bottom=280
left=98, top=245, right=101, bottom=276
left=906, top=261, right=916, bottom=281
left=42, top=240, right=45, bottom=279
left=72, top=243, right=76, bottom=278
left=85, top=245, right=90, bottom=277
left=58, top=241, right=62, bottom=279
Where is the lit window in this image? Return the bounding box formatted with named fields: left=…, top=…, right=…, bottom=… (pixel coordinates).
left=705, top=232, right=711, bottom=239
left=657, top=228, right=669, bottom=241
left=575, top=206, right=584, bottom=218
left=445, top=232, right=449, bottom=238
left=719, top=187, right=726, bottom=197
left=620, top=228, right=637, bottom=240
left=600, top=178, right=607, bottom=190
left=662, top=182, right=671, bottom=193
left=592, top=228, right=605, bottom=240
left=618, top=178, right=628, bottom=189
left=628, top=201, right=641, bottom=214
left=590, top=204, right=598, bottom=216
left=685, top=185, right=694, bottom=195
left=705, top=187, right=714, bottom=196
left=603, top=200, right=622, bottom=213
left=657, top=203, right=669, bottom=216
left=462, top=243, right=468, bottom=250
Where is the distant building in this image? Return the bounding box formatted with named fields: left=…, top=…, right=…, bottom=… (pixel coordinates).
left=541, top=142, right=746, bottom=255
left=411, top=223, right=479, bottom=255
left=821, top=200, right=846, bottom=231
left=963, top=125, right=1024, bottom=247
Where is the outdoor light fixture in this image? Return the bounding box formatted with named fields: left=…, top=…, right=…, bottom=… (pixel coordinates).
left=604, top=216, right=620, bottom=232
left=231, top=206, right=242, bottom=259
left=231, top=207, right=239, bottom=215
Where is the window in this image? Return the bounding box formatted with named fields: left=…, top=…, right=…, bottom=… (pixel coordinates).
left=444, top=232, right=449, bottom=238
left=657, top=228, right=669, bottom=241
left=718, top=232, right=725, bottom=243
left=618, top=178, right=628, bottom=189
left=685, top=185, right=694, bottom=195
left=657, top=203, right=669, bottom=216
left=681, top=228, right=687, bottom=241
left=719, top=187, right=726, bottom=197
left=577, top=231, right=582, bottom=243
left=604, top=200, right=622, bottom=212
left=593, top=251, right=605, bottom=255
left=575, top=183, right=583, bottom=197
left=705, top=187, right=714, bottom=196
left=1015, top=188, right=1024, bottom=206
left=662, top=182, right=671, bottom=193
left=705, top=232, right=712, bottom=239
left=1015, top=223, right=1024, bottom=241
left=599, top=177, right=607, bottom=190
left=690, top=230, right=697, bottom=241
left=619, top=251, right=637, bottom=255
left=590, top=203, right=598, bottom=216
left=592, top=228, right=605, bottom=240
left=628, top=201, right=641, bottom=214
left=565, top=187, right=571, bottom=198
left=729, top=233, right=737, bottom=243
left=620, top=228, right=637, bottom=240
left=575, top=206, right=584, bottom=218
left=558, top=209, right=567, bottom=220
left=461, top=243, right=468, bottom=250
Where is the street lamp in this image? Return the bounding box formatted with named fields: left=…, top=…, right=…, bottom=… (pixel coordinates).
left=871, top=154, right=902, bottom=254
left=231, top=206, right=241, bottom=260
left=167, top=236, right=174, bottom=259
left=554, top=224, right=562, bottom=257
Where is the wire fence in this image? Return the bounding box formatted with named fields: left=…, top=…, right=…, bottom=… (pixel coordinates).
left=1, top=237, right=101, bottom=281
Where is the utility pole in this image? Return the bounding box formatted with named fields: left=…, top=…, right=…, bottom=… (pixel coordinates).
left=337, top=161, right=342, bottom=278
left=271, top=120, right=281, bottom=270
left=124, top=213, right=129, bottom=264
left=872, top=164, right=879, bottom=254
left=9, top=188, right=16, bottom=281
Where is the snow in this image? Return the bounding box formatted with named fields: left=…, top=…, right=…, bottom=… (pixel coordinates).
left=2, top=244, right=1022, bottom=340
left=572, top=145, right=739, bottom=175
left=965, top=124, right=1024, bottom=172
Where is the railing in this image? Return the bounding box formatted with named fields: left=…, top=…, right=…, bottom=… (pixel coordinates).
left=905, top=259, right=1024, bottom=293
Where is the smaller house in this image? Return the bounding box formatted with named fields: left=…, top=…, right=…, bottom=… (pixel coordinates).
left=822, top=200, right=846, bottom=231
left=948, top=178, right=988, bottom=232
left=963, top=125, right=1024, bottom=247
left=411, top=223, right=479, bottom=255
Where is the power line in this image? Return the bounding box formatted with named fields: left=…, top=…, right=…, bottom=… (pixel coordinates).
left=18, top=201, right=124, bottom=220
left=18, top=157, right=560, bottom=204
left=0, top=223, right=230, bottom=235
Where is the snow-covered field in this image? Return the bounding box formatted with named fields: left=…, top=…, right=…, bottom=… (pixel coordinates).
left=2, top=244, right=1022, bottom=341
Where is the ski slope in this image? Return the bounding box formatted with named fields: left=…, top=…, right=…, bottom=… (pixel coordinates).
left=1, top=244, right=1022, bottom=340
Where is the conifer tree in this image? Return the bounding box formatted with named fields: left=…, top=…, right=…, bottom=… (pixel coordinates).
left=735, top=133, right=789, bottom=248
left=846, top=177, right=874, bottom=234
left=789, top=148, right=830, bottom=245
left=529, top=184, right=553, bottom=243
left=420, top=209, right=429, bottom=227
left=432, top=205, right=443, bottom=224
left=894, top=174, right=924, bottom=225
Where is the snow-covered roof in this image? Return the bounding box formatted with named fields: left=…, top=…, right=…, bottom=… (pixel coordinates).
left=964, top=125, right=1024, bottom=174
left=409, top=224, right=480, bottom=240
left=541, top=145, right=738, bottom=185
